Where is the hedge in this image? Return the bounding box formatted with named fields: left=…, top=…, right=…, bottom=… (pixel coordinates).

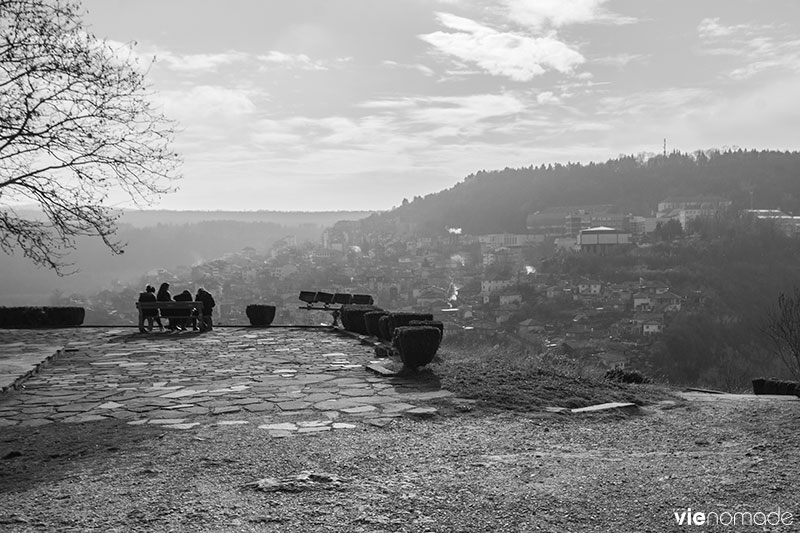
left=0, top=307, right=85, bottom=328
left=363, top=310, right=389, bottom=338
left=340, top=304, right=381, bottom=335
left=752, top=378, right=799, bottom=395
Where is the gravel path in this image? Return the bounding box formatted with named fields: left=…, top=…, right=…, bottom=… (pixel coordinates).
left=2, top=394, right=798, bottom=532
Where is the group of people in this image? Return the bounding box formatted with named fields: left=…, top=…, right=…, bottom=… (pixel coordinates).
left=138, top=282, right=216, bottom=333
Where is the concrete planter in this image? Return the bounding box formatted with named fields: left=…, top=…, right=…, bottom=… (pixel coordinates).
left=246, top=305, right=276, bottom=327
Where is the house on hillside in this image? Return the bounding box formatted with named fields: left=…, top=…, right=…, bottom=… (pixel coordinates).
left=632, top=292, right=653, bottom=312
left=577, top=227, right=631, bottom=254
left=481, top=277, right=515, bottom=294
left=415, top=286, right=448, bottom=308
left=642, top=320, right=664, bottom=336
left=653, top=291, right=682, bottom=312
left=578, top=279, right=603, bottom=295
left=639, top=279, right=670, bottom=294
left=631, top=312, right=665, bottom=336
left=657, top=195, right=732, bottom=228
left=745, top=209, right=800, bottom=236
left=499, top=293, right=523, bottom=306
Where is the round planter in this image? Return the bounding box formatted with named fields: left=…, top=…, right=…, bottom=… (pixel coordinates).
left=392, top=326, right=441, bottom=369
left=340, top=304, right=381, bottom=335
left=364, top=311, right=389, bottom=338
left=246, top=304, right=276, bottom=327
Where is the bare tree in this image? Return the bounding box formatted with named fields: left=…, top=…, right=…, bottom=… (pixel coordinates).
left=0, top=0, right=180, bottom=273
left=765, top=288, right=800, bottom=380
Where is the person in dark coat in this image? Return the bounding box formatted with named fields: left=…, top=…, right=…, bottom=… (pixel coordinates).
left=173, top=289, right=194, bottom=331
left=137, top=285, right=163, bottom=333
left=156, top=282, right=178, bottom=330
left=195, top=287, right=216, bottom=332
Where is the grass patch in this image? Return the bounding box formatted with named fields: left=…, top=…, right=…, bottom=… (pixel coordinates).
left=431, top=337, right=675, bottom=410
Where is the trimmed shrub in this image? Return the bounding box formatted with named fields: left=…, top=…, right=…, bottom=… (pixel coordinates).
left=408, top=320, right=444, bottom=341
left=246, top=305, right=276, bottom=327
left=386, top=312, right=434, bottom=339
left=754, top=378, right=799, bottom=395
left=604, top=368, right=652, bottom=384
left=0, top=307, right=85, bottom=328
left=340, top=304, right=381, bottom=335
left=392, top=326, right=441, bottom=369
left=378, top=315, right=392, bottom=341
left=363, top=311, right=389, bottom=338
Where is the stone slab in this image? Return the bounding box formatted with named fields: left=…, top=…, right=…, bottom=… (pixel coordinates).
left=0, top=346, right=62, bottom=394
left=365, top=363, right=398, bottom=377
left=570, top=402, right=639, bottom=414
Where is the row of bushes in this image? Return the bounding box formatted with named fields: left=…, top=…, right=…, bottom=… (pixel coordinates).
left=0, top=305, right=283, bottom=328
left=752, top=378, right=799, bottom=396
left=0, top=307, right=85, bottom=327
left=339, top=305, right=444, bottom=369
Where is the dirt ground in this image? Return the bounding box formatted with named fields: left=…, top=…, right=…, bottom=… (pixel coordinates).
left=2, top=395, right=799, bottom=532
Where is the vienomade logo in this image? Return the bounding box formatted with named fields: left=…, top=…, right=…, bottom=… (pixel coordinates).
left=673, top=507, right=793, bottom=527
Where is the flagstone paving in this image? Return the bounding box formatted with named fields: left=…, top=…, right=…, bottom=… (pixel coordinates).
left=0, top=327, right=451, bottom=436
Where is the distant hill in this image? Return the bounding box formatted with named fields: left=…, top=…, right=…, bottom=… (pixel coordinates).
left=365, top=149, right=800, bottom=234
left=0, top=210, right=373, bottom=305
left=119, top=210, right=375, bottom=228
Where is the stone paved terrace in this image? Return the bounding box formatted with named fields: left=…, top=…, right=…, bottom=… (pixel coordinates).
left=0, top=327, right=452, bottom=436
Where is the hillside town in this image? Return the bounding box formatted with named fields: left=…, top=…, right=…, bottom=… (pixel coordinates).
left=67, top=195, right=800, bottom=376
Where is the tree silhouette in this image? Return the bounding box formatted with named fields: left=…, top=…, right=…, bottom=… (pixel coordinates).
left=766, top=288, right=800, bottom=380
left=0, top=0, right=180, bottom=273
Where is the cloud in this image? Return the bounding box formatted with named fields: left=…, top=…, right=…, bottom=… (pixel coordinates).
left=420, top=12, right=584, bottom=81
left=594, top=53, right=647, bottom=68
left=597, top=88, right=713, bottom=117
left=697, top=18, right=800, bottom=80
left=504, top=0, right=636, bottom=29
left=156, top=85, right=258, bottom=122
left=358, top=93, right=525, bottom=124
left=155, top=50, right=249, bottom=72
left=257, top=51, right=329, bottom=70
left=408, top=93, right=525, bottom=127
left=149, top=47, right=335, bottom=74
left=381, top=60, right=436, bottom=76
left=697, top=18, right=752, bottom=39
left=536, top=91, right=561, bottom=105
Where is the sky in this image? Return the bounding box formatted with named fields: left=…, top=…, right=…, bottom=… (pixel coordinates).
left=81, top=0, right=800, bottom=212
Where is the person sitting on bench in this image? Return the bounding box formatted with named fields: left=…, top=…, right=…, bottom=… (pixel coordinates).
left=173, top=289, right=194, bottom=331
left=156, top=282, right=181, bottom=331
left=195, top=287, right=216, bottom=332
left=137, top=285, right=163, bottom=333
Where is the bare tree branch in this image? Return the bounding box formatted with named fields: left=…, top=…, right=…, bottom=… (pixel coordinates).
left=0, top=0, right=180, bottom=274
left=765, top=288, right=800, bottom=380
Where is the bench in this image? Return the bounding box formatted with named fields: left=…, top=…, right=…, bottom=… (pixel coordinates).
left=298, top=291, right=374, bottom=326
left=136, top=301, right=204, bottom=331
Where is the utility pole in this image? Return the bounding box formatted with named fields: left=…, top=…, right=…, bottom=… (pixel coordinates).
left=663, top=138, right=667, bottom=157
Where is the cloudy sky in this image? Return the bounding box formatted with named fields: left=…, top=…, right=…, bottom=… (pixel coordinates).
left=82, top=0, right=800, bottom=212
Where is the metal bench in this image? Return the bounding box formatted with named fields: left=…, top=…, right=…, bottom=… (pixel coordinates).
left=298, top=291, right=374, bottom=326
left=136, top=301, right=204, bottom=331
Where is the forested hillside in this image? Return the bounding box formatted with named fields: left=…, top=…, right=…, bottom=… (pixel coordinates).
left=372, top=149, right=800, bottom=234
left=1, top=221, right=321, bottom=305
left=545, top=214, right=800, bottom=388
